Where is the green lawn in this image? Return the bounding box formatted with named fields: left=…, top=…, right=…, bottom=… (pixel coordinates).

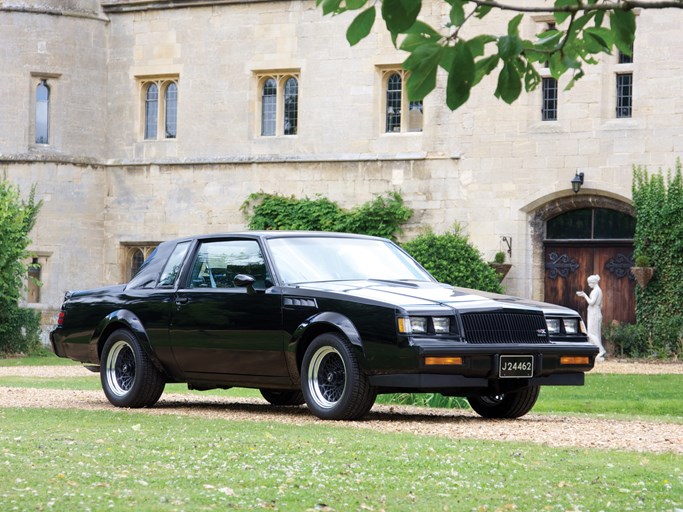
left=0, top=408, right=680, bottom=512
left=1, top=355, right=681, bottom=511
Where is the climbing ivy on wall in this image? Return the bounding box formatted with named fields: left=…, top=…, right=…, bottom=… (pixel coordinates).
left=632, top=161, right=683, bottom=358
left=241, top=191, right=412, bottom=242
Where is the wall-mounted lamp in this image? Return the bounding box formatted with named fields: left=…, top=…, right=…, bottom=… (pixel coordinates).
left=571, top=171, right=584, bottom=193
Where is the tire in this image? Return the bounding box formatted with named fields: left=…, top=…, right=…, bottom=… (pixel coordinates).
left=260, top=389, right=305, bottom=406
left=100, top=329, right=165, bottom=408
left=301, top=332, right=376, bottom=420
left=467, top=385, right=540, bottom=419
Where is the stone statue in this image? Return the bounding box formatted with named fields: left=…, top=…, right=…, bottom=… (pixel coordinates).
left=577, top=274, right=607, bottom=361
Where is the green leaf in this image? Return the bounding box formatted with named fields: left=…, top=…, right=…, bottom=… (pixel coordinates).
left=584, top=27, right=613, bottom=53
left=494, top=61, right=522, bottom=104
left=344, top=0, right=367, bottom=10
left=553, top=0, right=579, bottom=24
left=446, top=41, right=475, bottom=110
left=449, top=0, right=465, bottom=26
left=404, top=43, right=443, bottom=100
left=346, top=7, right=376, bottom=46
left=610, top=9, right=636, bottom=55
left=507, top=13, right=523, bottom=36
left=474, top=4, right=492, bottom=19
left=473, top=54, right=499, bottom=86
left=321, top=0, right=343, bottom=15
left=467, top=34, right=496, bottom=57
left=382, top=0, right=422, bottom=34
left=536, top=29, right=562, bottom=49
left=498, top=35, right=523, bottom=60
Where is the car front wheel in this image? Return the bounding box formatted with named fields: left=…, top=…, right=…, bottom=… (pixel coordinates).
left=467, top=385, right=540, bottom=419
left=301, top=333, right=376, bottom=420
left=100, top=329, right=165, bottom=408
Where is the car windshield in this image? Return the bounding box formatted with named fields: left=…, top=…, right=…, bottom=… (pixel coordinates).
left=267, top=236, right=434, bottom=285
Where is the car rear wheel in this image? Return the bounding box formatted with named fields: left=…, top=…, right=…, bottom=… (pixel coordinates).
left=100, top=329, right=165, bottom=408
left=260, top=389, right=305, bottom=406
left=301, top=333, right=376, bottom=420
left=467, top=385, right=540, bottom=419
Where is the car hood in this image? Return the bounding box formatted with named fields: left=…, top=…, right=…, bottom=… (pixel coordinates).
left=296, top=280, right=579, bottom=315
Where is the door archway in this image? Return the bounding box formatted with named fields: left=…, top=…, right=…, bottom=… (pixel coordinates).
left=529, top=195, right=636, bottom=325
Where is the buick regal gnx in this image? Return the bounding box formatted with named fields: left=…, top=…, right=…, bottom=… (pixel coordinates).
left=51, top=232, right=598, bottom=420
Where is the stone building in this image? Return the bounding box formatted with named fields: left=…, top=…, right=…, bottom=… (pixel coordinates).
left=2, top=0, right=681, bottom=338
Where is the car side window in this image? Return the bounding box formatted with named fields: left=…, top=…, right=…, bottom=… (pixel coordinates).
left=157, top=241, right=190, bottom=287
left=188, top=240, right=270, bottom=289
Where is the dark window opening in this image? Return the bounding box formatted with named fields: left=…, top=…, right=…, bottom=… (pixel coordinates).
left=546, top=208, right=635, bottom=240
left=542, top=77, right=558, bottom=121
left=35, top=80, right=49, bottom=144
left=616, top=73, right=633, bottom=118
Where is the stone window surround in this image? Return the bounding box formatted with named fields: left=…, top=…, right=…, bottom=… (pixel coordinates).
left=137, top=75, right=179, bottom=141
left=377, top=66, right=423, bottom=134
left=121, top=243, right=158, bottom=282
left=29, top=72, right=61, bottom=148
left=253, top=70, right=300, bottom=138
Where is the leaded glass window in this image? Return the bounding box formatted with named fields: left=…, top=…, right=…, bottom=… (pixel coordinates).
left=145, top=83, right=159, bottom=140
left=284, top=77, right=298, bottom=135
left=542, top=77, right=558, bottom=121
left=165, top=82, right=178, bottom=138
left=35, top=80, right=49, bottom=144
left=131, top=249, right=145, bottom=279
left=261, top=78, right=277, bottom=136
left=386, top=73, right=402, bottom=133
left=616, top=73, right=633, bottom=118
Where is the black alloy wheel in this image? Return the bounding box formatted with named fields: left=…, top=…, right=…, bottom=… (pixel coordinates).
left=301, top=332, right=376, bottom=420
left=100, top=329, right=165, bottom=408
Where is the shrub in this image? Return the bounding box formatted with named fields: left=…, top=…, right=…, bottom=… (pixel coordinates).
left=0, top=181, right=42, bottom=355
left=241, top=191, right=412, bottom=241
left=401, top=227, right=503, bottom=293
left=604, top=322, right=649, bottom=358
left=0, top=303, right=42, bottom=356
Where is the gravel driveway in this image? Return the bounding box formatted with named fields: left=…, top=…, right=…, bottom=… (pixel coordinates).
left=1, top=361, right=681, bottom=454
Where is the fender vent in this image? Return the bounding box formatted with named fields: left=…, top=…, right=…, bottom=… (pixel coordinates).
left=284, top=297, right=318, bottom=308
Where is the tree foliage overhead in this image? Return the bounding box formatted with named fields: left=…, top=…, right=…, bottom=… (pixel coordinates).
left=319, top=0, right=682, bottom=110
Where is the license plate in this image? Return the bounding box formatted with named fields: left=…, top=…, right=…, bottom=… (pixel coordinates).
left=499, top=355, right=534, bottom=378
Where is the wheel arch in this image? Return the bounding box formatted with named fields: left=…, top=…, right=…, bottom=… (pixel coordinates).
left=292, top=312, right=364, bottom=374
left=92, top=310, right=167, bottom=376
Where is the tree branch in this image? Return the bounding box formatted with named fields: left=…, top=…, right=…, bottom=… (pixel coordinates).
left=469, top=0, right=683, bottom=14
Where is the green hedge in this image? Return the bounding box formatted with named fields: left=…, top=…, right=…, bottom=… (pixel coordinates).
left=632, top=162, right=683, bottom=358
left=241, top=191, right=412, bottom=242
left=401, top=227, right=503, bottom=293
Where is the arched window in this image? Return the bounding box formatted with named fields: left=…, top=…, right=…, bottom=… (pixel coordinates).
left=386, top=73, right=402, bottom=133
left=131, top=249, right=145, bottom=279
left=546, top=208, right=635, bottom=240
left=35, top=80, right=50, bottom=144
left=261, top=78, right=277, bottom=136
left=144, top=83, right=159, bottom=140
left=165, top=82, right=178, bottom=138
left=284, top=77, right=298, bottom=136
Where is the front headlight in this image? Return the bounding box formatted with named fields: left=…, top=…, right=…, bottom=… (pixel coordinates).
left=397, top=316, right=451, bottom=334
left=432, top=317, right=451, bottom=333
left=546, top=318, right=561, bottom=334
left=563, top=318, right=580, bottom=334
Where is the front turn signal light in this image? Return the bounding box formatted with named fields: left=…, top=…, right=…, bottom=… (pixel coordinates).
left=560, top=356, right=590, bottom=365
left=425, top=356, right=463, bottom=366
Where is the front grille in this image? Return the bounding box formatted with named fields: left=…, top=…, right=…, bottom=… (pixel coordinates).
left=460, top=312, right=548, bottom=344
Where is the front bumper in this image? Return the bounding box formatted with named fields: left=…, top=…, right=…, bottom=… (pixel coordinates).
left=368, top=341, right=598, bottom=393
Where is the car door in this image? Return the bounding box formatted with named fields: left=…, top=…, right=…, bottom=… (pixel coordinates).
left=169, top=238, right=288, bottom=379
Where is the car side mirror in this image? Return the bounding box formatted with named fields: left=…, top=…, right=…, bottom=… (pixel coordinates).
left=234, top=274, right=256, bottom=293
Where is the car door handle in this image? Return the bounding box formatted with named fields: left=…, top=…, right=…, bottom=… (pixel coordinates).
left=175, top=297, right=190, bottom=306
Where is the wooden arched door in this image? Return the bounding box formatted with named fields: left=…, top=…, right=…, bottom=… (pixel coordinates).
left=543, top=208, right=636, bottom=325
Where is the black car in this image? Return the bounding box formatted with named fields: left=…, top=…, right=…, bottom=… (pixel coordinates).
left=51, top=232, right=598, bottom=420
